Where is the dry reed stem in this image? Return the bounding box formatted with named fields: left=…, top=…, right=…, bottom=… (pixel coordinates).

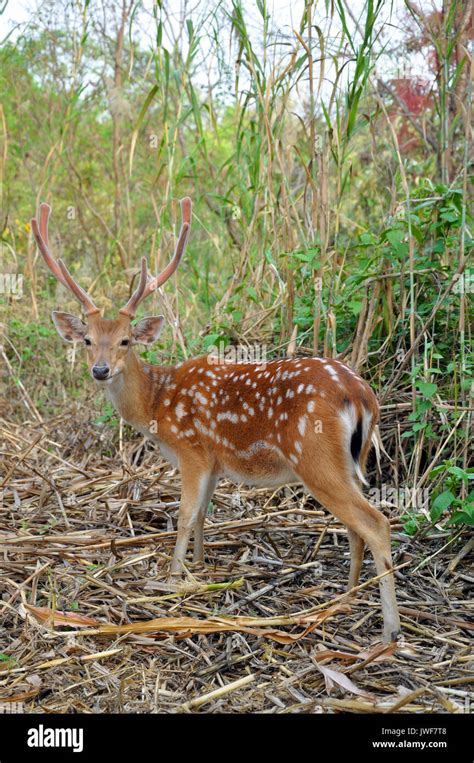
left=0, top=413, right=472, bottom=713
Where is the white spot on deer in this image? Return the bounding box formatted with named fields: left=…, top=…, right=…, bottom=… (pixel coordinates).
left=297, top=383, right=304, bottom=394
left=298, top=416, right=307, bottom=436
left=306, top=384, right=315, bottom=394
left=175, top=402, right=186, bottom=420
left=307, top=400, right=315, bottom=413
left=289, top=453, right=299, bottom=465
left=195, top=391, right=208, bottom=406
left=326, top=366, right=340, bottom=381
left=268, top=407, right=273, bottom=419
left=236, top=440, right=271, bottom=459
left=295, top=441, right=302, bottom=454
left=163, top=399, right=171, bottom=406
left=217, top=411, right=239, bottom=423
left=194, top=419, right=209, bottom=436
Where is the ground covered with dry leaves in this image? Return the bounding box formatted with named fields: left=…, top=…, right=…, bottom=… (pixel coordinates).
left=1, top=411, right=472, bottom=714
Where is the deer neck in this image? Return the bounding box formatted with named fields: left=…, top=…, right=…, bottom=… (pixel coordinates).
left=103, top=351, right=173, bottom=431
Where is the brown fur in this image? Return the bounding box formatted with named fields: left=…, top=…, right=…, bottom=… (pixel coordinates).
left=50, top=321, right=401, bottom=643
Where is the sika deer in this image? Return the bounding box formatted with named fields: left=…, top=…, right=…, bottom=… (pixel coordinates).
left=31, top=198, right=400, bottom=641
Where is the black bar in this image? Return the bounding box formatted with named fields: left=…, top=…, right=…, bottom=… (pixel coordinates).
left=0, top=712, right=471, bottom=762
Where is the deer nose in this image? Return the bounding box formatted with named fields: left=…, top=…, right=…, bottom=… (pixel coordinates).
left=92, top=364, right=110, bottom=380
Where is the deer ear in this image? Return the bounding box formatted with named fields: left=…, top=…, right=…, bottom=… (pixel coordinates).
left=52, top=311, right=87, bottom=342
left=132, top=316, right=165, bottom=346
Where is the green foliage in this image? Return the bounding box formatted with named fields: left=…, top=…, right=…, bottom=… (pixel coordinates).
left=1, top=0, right=471, bottom=545
left=94, top=402, right=117, bottom=426
left=429, top=464, right=474, bottom=527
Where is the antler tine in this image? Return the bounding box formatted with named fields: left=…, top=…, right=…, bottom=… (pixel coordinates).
left=31, top=204, right=68, bottom=289
left=119, top=257, right=148, bottom=318
left=39, top=202, right=51, bottom=244
left=31, top=203, right=99, bottom=316
left=149, top=196, right=191, bottom=292
left=119, top=197, right=192, bottom=318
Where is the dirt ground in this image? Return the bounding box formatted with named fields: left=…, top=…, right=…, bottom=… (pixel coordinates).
left=1, top=412, right=472, bottom=714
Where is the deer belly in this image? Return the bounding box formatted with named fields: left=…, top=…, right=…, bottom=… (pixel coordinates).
left=220, top=441, right=297, bottom=487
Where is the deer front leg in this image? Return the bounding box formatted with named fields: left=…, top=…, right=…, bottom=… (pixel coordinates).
left=193, top=475, right=218, bottom=563
left=170, top=465, right=215, bottom=576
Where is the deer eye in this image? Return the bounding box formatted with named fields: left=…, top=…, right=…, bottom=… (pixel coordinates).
left=84, top=338, right=92, bottom=346
left=120, top=338, right=130, bottom=347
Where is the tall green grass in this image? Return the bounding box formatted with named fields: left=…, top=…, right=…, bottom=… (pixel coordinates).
left=0, top=0, right=472, bottom=529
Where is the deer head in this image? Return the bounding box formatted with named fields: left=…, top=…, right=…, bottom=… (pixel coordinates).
left=31, top=199, right=191, bottom=382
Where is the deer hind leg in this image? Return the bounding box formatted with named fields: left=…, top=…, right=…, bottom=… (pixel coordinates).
left=296, top=467, right=400, bottom=642
left=347, top=528, right=365, bottom=591
left=193, top=475, right=217, bottom=563
left=170, top=464, right=215, bottom=576
left=324, top=488, right=399, bottom=642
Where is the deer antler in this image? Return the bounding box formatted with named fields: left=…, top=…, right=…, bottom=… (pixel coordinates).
left=31, top=203, right=100, bottom=316
left=119, top=196, right=192, bottom=318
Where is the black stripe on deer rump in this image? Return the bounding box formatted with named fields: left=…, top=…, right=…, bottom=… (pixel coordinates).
left=350, top=417, right=363, bottom=462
